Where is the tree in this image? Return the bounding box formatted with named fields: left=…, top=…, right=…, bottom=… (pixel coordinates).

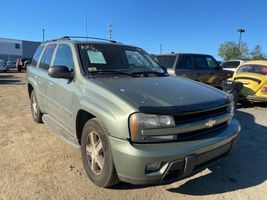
left=218, top=41, right=249, bottom=61
left=250, top=45, right=265, bottom=60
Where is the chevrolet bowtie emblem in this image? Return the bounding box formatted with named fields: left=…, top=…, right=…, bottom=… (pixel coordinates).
left=205, top=119, right=216, bottom=128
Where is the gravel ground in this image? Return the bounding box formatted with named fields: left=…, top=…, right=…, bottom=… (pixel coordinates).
left=0, top=72, right=266, bottom=200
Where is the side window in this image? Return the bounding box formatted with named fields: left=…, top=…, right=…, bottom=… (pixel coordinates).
left=193, top=55, right=208, bottom=69
left=31, top=45, right=44, bottom=67
left=39, top=44, right=56, bottom=70
left=206, top=56, right=219, bottom=69
left=176, top=55, right=193, bottom=69
left=53, top=44, right=74, bottom=71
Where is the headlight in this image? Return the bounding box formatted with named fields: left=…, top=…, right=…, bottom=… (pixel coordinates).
left=227, top=94, right=234, bottom=116
left=129, top=113, right=176, bottom=143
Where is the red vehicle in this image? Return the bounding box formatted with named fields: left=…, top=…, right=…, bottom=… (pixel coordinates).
left=16, top=58, right=32, bottom=72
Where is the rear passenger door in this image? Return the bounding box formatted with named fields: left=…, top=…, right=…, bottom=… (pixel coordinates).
left=47, top=44, right=78, bottom=132
left=175, top=55, right=195, bottom=79
left=35, top=44, right=56, bottom=113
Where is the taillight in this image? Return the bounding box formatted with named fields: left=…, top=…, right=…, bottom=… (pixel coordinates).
left=261, top=86, right=267, bottom=94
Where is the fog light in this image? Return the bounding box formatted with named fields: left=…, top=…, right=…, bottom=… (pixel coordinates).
left=146, top=161, right=162, bottom=172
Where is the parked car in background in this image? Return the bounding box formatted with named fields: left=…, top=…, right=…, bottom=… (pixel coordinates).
left=0, top=59, right=7, bottom=72
left=230, top=60, right=267, bottom=103
left=27, top=36, right=240, bottom=187
left=217, top=60, right=222, bottom=66
left=221, top=60, right=245, bottom=72
left=155, top=53, right=233, bottom=89
left=6, top=61, right=16, bottom=71
left=16, top=58, right=32, bottom=72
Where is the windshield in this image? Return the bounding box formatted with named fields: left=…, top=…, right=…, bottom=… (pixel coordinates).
left=222, top=61, right=240, bottom=69
left=237, top=64, right=267, bottom=75
left=78, top=44, right=165, bottom=76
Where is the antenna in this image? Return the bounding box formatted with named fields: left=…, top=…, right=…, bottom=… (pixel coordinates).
left=85, top=10, right=88, bottom=41
left=108, top=23, right=113, bottom=41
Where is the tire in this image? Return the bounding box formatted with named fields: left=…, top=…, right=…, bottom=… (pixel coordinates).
left=17, top=66, right=22, bottom=72
left=81, top=118, right=119, bottom=188
left=232, top=90, right=239, bottom=110
left=30, top=90, right=43, bottom=123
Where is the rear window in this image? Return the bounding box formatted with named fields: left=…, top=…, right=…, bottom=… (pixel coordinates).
left=31, top=45, right=44, bottom=67
left=222, top=61, right=240, bottom=69
left=237, top=64, right=267, bottom=75
left=156, top=56, right=176, bottom=69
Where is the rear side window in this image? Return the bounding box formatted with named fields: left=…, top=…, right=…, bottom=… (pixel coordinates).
left=31, top=45, right=44, bottom=67
left=39, top=44, right=56, bottom=70
left=156, top=56, right=176, bottom=69
left=53, top=44, right=74, bottom=71
left=176, top=55, right=193, bottom=69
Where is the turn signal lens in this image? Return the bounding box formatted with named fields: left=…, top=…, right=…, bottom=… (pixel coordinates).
left=261, top=86, right=267, bottom=94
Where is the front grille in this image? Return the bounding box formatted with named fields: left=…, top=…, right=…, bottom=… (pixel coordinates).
left=177, top=122, right=228, bottom=141
left=172, top=105, right=229, bottom=141
left=173, top=106, right=227, bottom=125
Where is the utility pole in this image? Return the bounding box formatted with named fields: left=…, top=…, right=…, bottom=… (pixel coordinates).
left=108, top=23, right=112, bottom=41
left=160, top=44, right=162, bottom=54
left=42, top=29, right=45, bottom=42
left=237, top=28, right=245, bottom=54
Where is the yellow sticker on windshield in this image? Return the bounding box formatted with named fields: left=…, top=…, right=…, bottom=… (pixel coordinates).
left=88, top=67, right=97, bottom=72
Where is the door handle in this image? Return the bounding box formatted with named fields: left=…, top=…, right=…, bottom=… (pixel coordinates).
left=48, top=81, right=53, bottom=86
left=34, top=75, right=39, bottom=79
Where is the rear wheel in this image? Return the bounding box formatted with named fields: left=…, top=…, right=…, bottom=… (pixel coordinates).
left=30, top=90, right=43, bottom=123
left=81, top=118, right=119, bottom=188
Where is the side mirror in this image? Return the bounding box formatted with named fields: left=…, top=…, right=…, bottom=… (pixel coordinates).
left=48, top=66, right=74, bottom=79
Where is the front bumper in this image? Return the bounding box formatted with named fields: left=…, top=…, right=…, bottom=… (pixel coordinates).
left=0, top=67, right=7, bottom=72
left=109, top=119, right=240, bottom=185
left=245, top=95, right=267, bottom=102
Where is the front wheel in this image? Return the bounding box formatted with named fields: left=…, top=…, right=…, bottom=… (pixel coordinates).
left=81, top=118, right=119, bottom=187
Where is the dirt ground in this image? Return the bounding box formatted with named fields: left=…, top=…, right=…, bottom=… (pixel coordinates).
left=0, top=72, right=266, bottom=200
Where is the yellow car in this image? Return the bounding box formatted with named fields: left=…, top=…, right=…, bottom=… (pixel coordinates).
left=230, top=60, right=267, bottom=102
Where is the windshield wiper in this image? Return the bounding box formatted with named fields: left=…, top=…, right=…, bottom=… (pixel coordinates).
left=89, top=70, right=132, bottom=76
left=131, top=71, right=167, bottom=77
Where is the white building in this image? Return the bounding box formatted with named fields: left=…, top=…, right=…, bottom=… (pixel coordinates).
left=0, top=38, right=41, bottom=62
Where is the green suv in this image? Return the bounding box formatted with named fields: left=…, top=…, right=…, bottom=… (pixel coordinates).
left=27, top=37, right=240, bottom=188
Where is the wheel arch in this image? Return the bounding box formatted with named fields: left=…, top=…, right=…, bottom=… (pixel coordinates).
left=76, top=110, right=95, bottom=144
left=27, top=83, right=34, bottom=98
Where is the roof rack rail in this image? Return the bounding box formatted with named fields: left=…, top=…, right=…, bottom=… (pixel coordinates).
left=59, top=36, right=117, bottom=43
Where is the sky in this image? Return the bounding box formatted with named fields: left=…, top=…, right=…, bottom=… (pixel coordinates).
left=0, top=0, right=267, bottom=59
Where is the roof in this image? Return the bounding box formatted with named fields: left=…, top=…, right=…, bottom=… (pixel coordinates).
left=241, top=60, right=267, bottom=66
left=43, top=36, right=138, bottom=48
left=0, top=37, right=40, bottom=43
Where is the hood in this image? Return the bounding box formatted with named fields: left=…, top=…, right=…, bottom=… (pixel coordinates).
left=93, top=76, right=229, bottom=115
left=234, top=72, right=267, bottom=95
